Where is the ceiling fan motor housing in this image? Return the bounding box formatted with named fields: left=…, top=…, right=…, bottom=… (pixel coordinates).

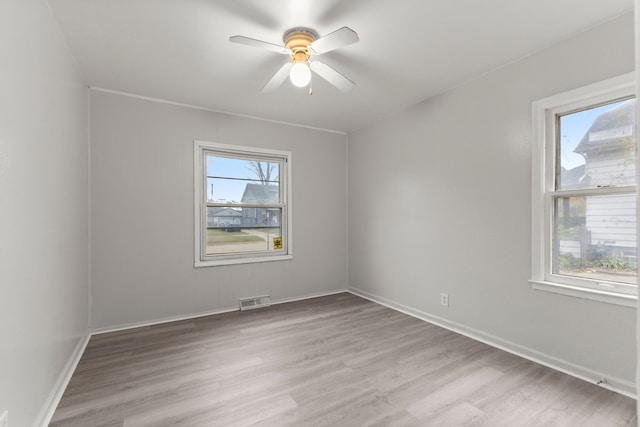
left=283, top=28, right=318, bottom=63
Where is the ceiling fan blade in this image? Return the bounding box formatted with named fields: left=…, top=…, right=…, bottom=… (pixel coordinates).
left=229, top=35, right=289, bottom=54
left=309, top=27, right=359, bottom=55
left=262, top=62, right=293, bottom=92
left=310, top=61, right=355, bottom=92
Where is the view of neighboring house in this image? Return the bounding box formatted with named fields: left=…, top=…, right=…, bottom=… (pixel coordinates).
left=559, top=99, right=636, bottom=269
left=207, top=183, right=280, bottom=228
left=239, top=183, right=280, bottom=227
left=206, top=207, right=242, bottom=228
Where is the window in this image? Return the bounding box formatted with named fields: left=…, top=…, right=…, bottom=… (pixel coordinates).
left=531, top=73, right=637, bottom=306
left=194, top=141, right=292, bottom=267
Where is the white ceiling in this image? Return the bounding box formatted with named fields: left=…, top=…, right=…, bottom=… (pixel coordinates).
left=47, top=0, right=633, bottom=133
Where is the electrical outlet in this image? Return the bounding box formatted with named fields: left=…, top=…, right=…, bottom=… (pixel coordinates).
left=440, top=293, right=449, bottom=307
left=0, top=410, right=8, bottom=427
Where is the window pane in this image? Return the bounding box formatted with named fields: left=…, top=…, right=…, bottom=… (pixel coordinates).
left=553, top=195, right=637, bottom=285
left=206, top=178, right=279, bottom=204
left=205, top=207, right=282, bottom=255
left=206, top=154, right=280, bottom=203
left=557, top=98, right=636, bottom=190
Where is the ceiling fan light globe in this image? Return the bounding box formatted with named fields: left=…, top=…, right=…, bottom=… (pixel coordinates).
left=289, top=62, right=311, bottom=87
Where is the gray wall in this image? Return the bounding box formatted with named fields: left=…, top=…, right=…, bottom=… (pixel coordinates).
left=90, top=91, right=348, bottom=329
left=0, top=1, right=89, bottom=426
left=348, top=13, right=637, bottom=387
left=636, top=0, right=640, bottom=414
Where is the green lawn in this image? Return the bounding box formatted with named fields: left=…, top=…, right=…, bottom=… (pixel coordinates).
left=207, top=229, right=264, bottom=244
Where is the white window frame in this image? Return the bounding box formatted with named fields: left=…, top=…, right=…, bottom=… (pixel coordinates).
left=531, top=73, right=637, bottom=307
left=194, top=140, right=293, bottom=267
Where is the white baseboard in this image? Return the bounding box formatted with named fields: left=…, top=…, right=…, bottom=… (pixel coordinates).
left=35, top=331, right=91, bottom=427
left=91, top=288, right=348, bottom=335
left=271, top=288, right=348, bottom=306
left=91, top=306, right=239, bottom=335
left=348, top=287, right=636, bottom=399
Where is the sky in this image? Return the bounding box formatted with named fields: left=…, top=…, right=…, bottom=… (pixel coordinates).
left=206, top=155, right=279, bottom=202
left=558, top=99, right=628, bottom=171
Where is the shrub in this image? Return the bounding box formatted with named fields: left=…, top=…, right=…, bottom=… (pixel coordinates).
left=558, top=253, right=582, bottom=271
left=590, top=257, right=631, bottom=271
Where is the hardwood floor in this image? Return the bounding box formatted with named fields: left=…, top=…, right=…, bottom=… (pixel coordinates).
left=51, top=293, right=637, bottom=426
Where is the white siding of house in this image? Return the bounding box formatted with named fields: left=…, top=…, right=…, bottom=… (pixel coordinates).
left=559, top=240, right=582, bottom=258
left=583, top=149, right=636, bottom=252
left=586, top=194, right=636, bottom=249
left=584, top=155, right=636, bottom=187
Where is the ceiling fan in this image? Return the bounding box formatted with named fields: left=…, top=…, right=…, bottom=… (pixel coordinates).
left=229, top=26, right=359, bottom=93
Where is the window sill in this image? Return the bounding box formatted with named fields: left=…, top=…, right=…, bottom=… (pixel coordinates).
left=195, top=254, right=293, bottom=268
left=529, top=280, right=637, bottom=308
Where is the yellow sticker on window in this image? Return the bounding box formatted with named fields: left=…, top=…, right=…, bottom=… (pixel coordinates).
left=273, top=237, right=282, bottom=250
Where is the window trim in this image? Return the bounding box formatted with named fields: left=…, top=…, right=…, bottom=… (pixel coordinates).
left=531, top=73, right=637, bottom=307
left=193, top=140, right=293, bottom=267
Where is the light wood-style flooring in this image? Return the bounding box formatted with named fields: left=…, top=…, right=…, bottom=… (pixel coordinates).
left=51, top=293, right=637, bottom=426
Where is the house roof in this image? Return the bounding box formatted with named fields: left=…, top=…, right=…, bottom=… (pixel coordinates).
left=241, top=184, right=279, bottom=204
left=208, top=207, right=242, bottom=217
left=574, top=99, right=636, bottom=155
